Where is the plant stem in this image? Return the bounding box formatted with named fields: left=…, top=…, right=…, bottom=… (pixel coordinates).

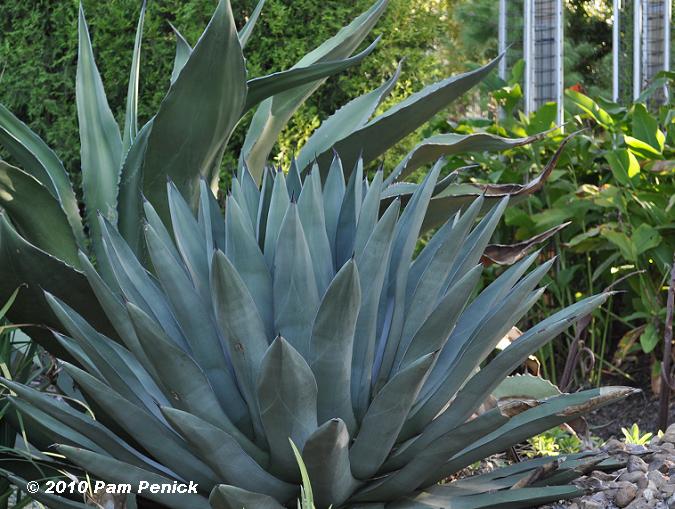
left=658, top=255, right=675, bottom=432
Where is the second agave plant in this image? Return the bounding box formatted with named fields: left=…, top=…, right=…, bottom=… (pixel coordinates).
left=0, top=155, right=634, bottom=509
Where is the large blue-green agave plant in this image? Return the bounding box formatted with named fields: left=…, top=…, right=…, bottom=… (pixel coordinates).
left=0, top=157, right=634, bottom=508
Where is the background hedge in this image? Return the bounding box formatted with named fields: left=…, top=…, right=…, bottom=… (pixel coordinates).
left=0, top=0, right=452, bottom=184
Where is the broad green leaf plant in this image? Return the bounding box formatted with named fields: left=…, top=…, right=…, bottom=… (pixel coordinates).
left=0, top=0, right=551, bottom=356
left=0, top=160, right=635, bottom=509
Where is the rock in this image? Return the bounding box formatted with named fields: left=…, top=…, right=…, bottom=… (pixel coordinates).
left=629, top=456, right=650, bottom=473
left=627, top=444, right=651, bottom=455
left=648, top=471, right=668, bottom=490
left=615, top=483, right=639, bottom=507
left=619, top=470, right=649, bottom=489
left=579, top=500, right=605, bottom=509
left=605, top=438, right=627, bottom=453
left=663, top=425, right=675, bottom=444
left=644, top=488, right=655, bottom=502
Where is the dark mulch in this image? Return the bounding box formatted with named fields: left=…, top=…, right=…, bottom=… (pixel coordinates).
left=582, top=353, right=674, bottom=438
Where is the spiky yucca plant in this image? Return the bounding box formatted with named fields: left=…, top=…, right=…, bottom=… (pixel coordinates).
left=0, top=0, right=546, bottom=354
left=0, top=157, right=635, bottom=509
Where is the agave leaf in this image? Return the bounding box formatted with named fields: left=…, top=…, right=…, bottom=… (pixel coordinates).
left=199, top=179, right=226, bottom=252
left=166, top=182, right=212, bottom=300
left=256, top=167, right=274, bottom=247
left=355, top=405, right=525, bottom=501
left=388, top=485, right=581, bottom=509
left=55, top=445, right=211, bottom=509
left=405, top=195, right=481, bottom=302
left=273, top=204, right=319, bottom=357
left=0, top=380, right=158, bottom=471
left=0, top=215, right=113, bottom=356
left=286, top=159, right=303, bottom=201
left=169, top=24, right=192, bottom=84
left=335, top=159, right=363, bottom=267
left=397, top=264, right=482, bottom=371
left=296, top=64, right=402, bottom=172
left=143, top=198, right=184, bottom=273
left=395, top=214, right=470, bottom=365
left=117, top=121, right=153, bottom=255
left=125, top=303, right=256, bottom=445
left=309, top=260, right=360, bottom=432
left=244, top=38, right=380, bottom=112
left=257, top=337, right=318, bottom=482
left=297, top=164, right=334, bottom=294
left=46, top=292, right=164, bottom=415
left=162, top=407, right=297, bottom=501
left=314, top=56, right=501, bottom=175
left=241, top=0, right=388, bottom=181
left=236, top=165, right=262, bottom=230
left=350, top=352, right=435, bottom=480
left=122, top=1, right=146, bottom=154
left=353, top=169, right=383, bottom=257
left=99, top=216, right=187, bottom=348
left=145, top=226, right=242, bottom=419
left=427, top=387, right=637, bottom=484
left=435, top=294, right=612, bottom=432
left=419, top=134, right=572, bottom=230
left=409, top=260, right=552, bottom=435
left=237, top=0, right=266, bottom=49
left=8, top=398, right=105, bottom=454
left=76, top=6, right=123, bottom=245
left=223, top=198, right=273, bottom=334
left=373, top=162, right=440, bottom=388
left=209, top=485, right=285, bottom=509
left=142, top=0, right=246, bottom=221
left=60, top=362, right=219, bottom=488
left=492, top=374, right=562, bottom=401
left=385, top=131, right=543, bottom=186
left=231, top=178, right=254, bottom=233
left=0, top=104, right=83, bottom=245
left=482, top=222, right=570, bottom=266
left=263, top=170, right=290, bottom=267
left=302, top=419, right=360, bottom=507
left=0, top=162, right=80, bottom=266
left=211, top=250, right=270, bottom=438
left=323, top=155, right=346, bottom=265
left=351, top=199, right=399, bottom=420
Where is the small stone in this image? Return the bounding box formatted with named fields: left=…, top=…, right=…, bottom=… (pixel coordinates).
left=663, top=425, right=675, bottom=444
left=580, top=500, right=604, bottom=509
left=645, top=488, right=656, bottom=502
left=627, top=444, right=650, bottom=455
left=593, top=469, right=619, bottom=481
left=615, top=483, right=639, bottom=507
left=649, top=471, right=668, bottom=490
left=620, top=470, right=649, bottom=489
left=606, top=438, right=627, bottom=453
left=629, top=456, right=650, bottom=473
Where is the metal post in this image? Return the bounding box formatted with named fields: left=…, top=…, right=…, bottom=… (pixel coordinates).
left=633, top=0, right=642, bottom=100
left=524, top=0, right=534, bottom=114
left=613, top=0, right=621, bottom=101
left=665, top=0, right=672, bottom=102
left=555, top=0, right=564, bottom=126
left=498, top=0, right=507, bottom=80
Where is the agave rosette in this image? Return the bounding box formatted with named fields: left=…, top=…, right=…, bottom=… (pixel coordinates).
left=0, top=156, right=634, bottom=508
